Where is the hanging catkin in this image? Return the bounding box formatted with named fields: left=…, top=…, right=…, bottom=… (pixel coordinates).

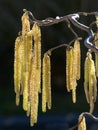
left=84, top=55, right=89, bottom=103
left=66, top=48, right=73, bottom=92
left=42, top=53, right=51, bottom=112
left=78, top=115, right=86, bottom=130
left=94, top=16, right=98, bottom=77
left=29, top=56, right=35, bottom=126
left=14, top=36, right=23, bottom=106
left=66, top=47, right=77, bottom=103
left=72, top=39, right=81, bottom=103
left=84, top=51, right=97, bottom=113
left=21, top=12, right=31, bottom=111
left=32, top=23, right=41, bottom=93
left=29, top=54, right=39, bottom=126
left=76, top=40, right=81, bottom=80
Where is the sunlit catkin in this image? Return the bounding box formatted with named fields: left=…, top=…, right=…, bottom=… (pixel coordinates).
left=21, top=11, right=30, bottom=37
left=76, top=40, right=81, bottom=80
left=78, top=115, right=86, bottom=130
left=84, top=51, right=97, bottom=113
left=66, top=48, right=73, bottom=92
left=32, top=23, right=41, bottom=93
left=21, top=11, right=35, bottom=112
left=95, top=16, right=98, bottom=77
left=88, top=55, right=96, bottom=113
left=73, top=40, right=80, bottom=84
left=42, top=53, right=51, bottom=112
left=94, top=34, right=98, bottom=77
left=14, top=36, right=23, bottom=106
left=29, top=54, right=39, bottom=126
left=84, top=55, right=89, bottom=103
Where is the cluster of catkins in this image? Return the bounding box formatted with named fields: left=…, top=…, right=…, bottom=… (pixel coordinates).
left=14, top=10, right=98, bottom=129
left=66, top=18, right=98, bottom=130
left=14, top=11, right=51, bottom=126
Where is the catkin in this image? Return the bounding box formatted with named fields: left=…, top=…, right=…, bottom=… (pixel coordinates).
left=32, top=23, right=41, bottom=93
left=84, top=56, right=89, bottom=103
left=84, top=51, right=97, bottom=113
left=21, top=12, right=30, bottom=37
left=88, top=56, right=96, bottom=113
left=66, top=47, right=77, bottom=103
left=66, top=48, right=73, bottom=92
left=72, top=88, right=76, bottom=103
left=14, top=36, right=24, bottom=105
left=14, top=37, right=21, bottom=94
left=95, top=16, right=98, bottom=77
left=94, top=33, right=98, bottom=77
left=73, top=40, right=79, bottom=87
left=76, top=40, right=81, bottom=80
left=78, top=115, right=86, bottom=130
left=29, top=54, right=39, bottom=126
left=42, top=53, right=51, bottom=112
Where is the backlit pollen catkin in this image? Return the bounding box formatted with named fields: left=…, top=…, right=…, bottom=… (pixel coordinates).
left=95, top=34, right=98, bottom=77
left=14, top=10, right=98, bottom=128
left=94, top=16, right=98, bottom=77
left=78, top=115, right=86, bottom=130
left=29, top=54, right=39, bottom=126
left=72, top=39, right=80, bottom=103
left=42, top=53, right=51, bottom=112
left=84, top=51, right=97, bottom=113
left=66, top=39, right=81, bottom=103
left=32, top=23, right=41, bottom=93
left=66, top=48, right=73, bottom=92
left=14, top=36, right=23, bottom=106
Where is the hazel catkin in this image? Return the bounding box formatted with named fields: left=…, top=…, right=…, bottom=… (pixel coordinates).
left=42, top=53, right=51, bottom=112
left=78, top=115, right=86, bottom=130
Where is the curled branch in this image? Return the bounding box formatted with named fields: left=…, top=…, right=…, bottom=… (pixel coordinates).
left=25, top=9, right=98, bottom=53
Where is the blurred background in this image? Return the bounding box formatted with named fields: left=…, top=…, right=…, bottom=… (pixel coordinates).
left=0, top=0, right=98, bottom=129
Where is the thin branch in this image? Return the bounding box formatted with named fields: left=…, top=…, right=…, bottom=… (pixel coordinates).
left=66, top=19, right=78, bottom=39
left=24, top=9, right=98, bottom=53
left=45, top=43, right=73, bottom=56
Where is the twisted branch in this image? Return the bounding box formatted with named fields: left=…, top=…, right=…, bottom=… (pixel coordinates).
left=23, top=9, right=98, bottom=53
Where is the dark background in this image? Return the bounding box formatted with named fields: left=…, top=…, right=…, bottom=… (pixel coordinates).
left=0, top=0, right=98, bottom=129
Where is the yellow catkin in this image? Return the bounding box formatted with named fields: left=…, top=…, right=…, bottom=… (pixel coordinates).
left=71, top=39, right=81, bottom=103
left=88, top=56, right=96, bottom=113
left=76, top=40, right=81, bottom=80
left=72, top=88, right=76, bottom=103
left=42, top=53, right=51, bottom=112
left=78, top=115, right=86, bottom=130
left=21, top=12, right=30, bottom=37
left=66, top=48, right=73, bottom=92
left=73, top=40, right=78, bottom=87
left=14, top=37, right=21, bottom=94
left=46, top=54, right=51, bottom=110
left=30, top=55, right=39, bottom=126
left=94, top=33, right=98, bottom=77
left=21, top=11, right=33, bottom=111
left=23, top=71, right=29, bottom=111
left=30, top=57, right=35, bottom=126
left=14, top=36, right=24, bottom=105
left=95, top=16, right=98, bottom=77
left=84, top=56, right=89, bottom=103
left=32, top=23, right=41, bottom=93
left=26, top=31, right=34, bottom=111
left=84, top=52, right=97, bottom=113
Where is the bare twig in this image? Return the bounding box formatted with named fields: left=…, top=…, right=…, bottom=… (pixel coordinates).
left=24, top=9, right=98, bottom=53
